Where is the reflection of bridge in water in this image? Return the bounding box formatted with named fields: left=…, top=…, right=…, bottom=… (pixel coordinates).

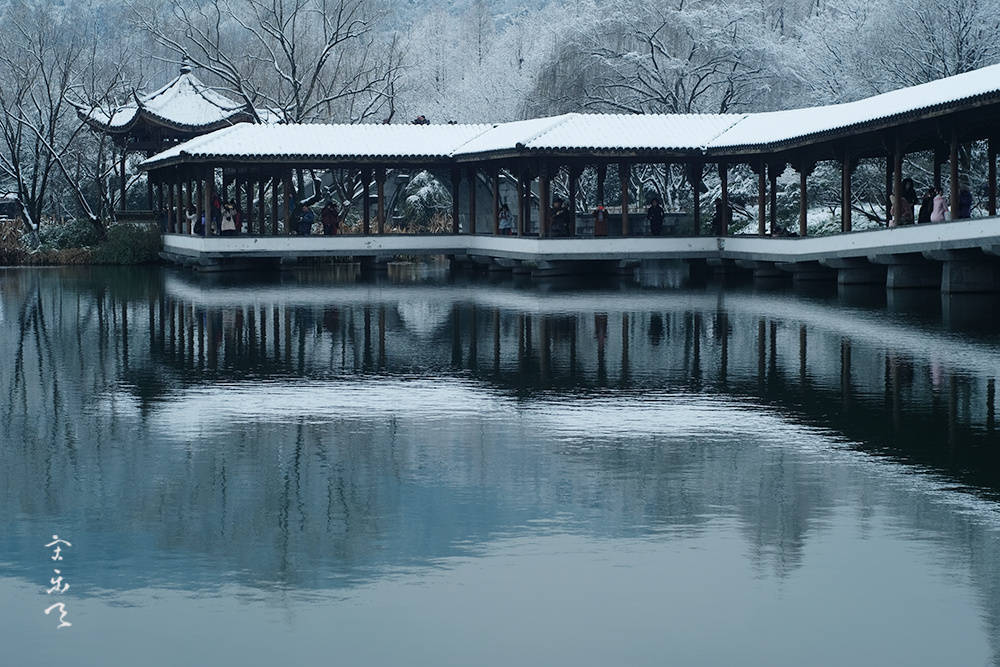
left=149, top=272, right=1000, bottom=489
left=3, top=267, right=1000, bottom=664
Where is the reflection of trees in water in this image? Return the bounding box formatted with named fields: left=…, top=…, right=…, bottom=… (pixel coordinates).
left=3, top=268, right=1000, bottom=660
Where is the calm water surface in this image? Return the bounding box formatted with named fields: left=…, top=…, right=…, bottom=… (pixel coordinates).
left=2, top=265, right=1000, bottom=666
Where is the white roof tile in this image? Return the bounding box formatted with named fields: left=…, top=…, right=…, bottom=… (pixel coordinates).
left=145, top=123, right=494, bottom=164
left=709, top=62, right=1000, bottom=148
left=524, top=113, right=746, bottom=151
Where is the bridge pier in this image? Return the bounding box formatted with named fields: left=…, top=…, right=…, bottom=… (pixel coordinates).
left=820, top=257, right=887, bottom=286
left=923, top=250, right=1000, bottom=293
left=871, top=253, right=941, bottom=289
left=775, top=261, right=836, bottom=283
left=736, top=260, right=787, bottom=282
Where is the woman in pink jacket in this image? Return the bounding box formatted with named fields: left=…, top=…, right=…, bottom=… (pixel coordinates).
left=930, top=187, right=948, bottom=222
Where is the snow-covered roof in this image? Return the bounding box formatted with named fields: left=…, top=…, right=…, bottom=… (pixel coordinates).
left=78, top=62, right=263, bottom=134
left=141, top=62, right=1000, bottom=169
left=144, top=122, right=494, bottom=165
left=707, top=63, right=1000, bottom=149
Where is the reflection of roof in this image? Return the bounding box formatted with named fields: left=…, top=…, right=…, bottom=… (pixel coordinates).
left=142, top=62, right=1000, bottom=168
left=77, top=62, right=267, bottom=135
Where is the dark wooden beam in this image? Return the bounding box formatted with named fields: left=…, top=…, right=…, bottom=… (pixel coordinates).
left=768, top=163, right=779, bottom=235
left=492, top=168, right=500, bottom=236
left=362, top=169, right=371, bottom=235
left=950, top=130, right=959, bottom=220
left=539, top=165, right=551, bottom=239
left=596, top=163, right=607, bottom=204
left=376, top=167, right=386, bottom=234
left=892, top=138, right=903, bottom=227
left=755, top=162, right=766, bottom=236
left=271, top=176, right=278, bottom=236
left=690, top=162, right=702, bottom=237
left=841, top=151, right=854, bottom=233
left=619, top=161, right=630, bottom=236
left=568, top=166, right=579, bottom=236
left=989, top=136, right=997, bottom=217
left=467, top=166, right=477, bottom=235
left=719, top=162, right=729, bottom=236
left=516, top=170, right=525, bottom=236
left=451, top=168, right=461, bottom=234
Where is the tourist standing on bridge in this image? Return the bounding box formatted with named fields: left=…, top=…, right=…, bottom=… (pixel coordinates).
left=647, top=198, right=665, bottom=236
left=321, top=201, right=339, bottom=235
left=918, top=187, right=934, bottom=223
left=551, top=197, right=572, bottom=237
left=931, top=187, right=948, bottom=222
left=210, top=192, right=222, bottom=234
left=958, top=184, right=973, bottom=219
left=712, top=198, right=730, bottom=235
left=186, top=205, right=200, bottom=236
left=499, top=203, right=513, bottom=235
left=220, top=202, right=238, bottom=236
left=593, top=204, right=608, bottom=237
left=296, top=203, right=315, bottom=236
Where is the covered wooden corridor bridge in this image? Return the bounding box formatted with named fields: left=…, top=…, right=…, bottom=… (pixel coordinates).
left=142, top=63, right=1000, bottom=289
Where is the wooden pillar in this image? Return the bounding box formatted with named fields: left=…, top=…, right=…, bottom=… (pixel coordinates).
left=989, top=136, right=997, bottom=217
left=260, top=177, right=267, bottom=236
left=270, top=176, right=278, bottom=236
left=242, top=178, right=252, bottom=233
left=156, top=180, right=164, bottom=224
left=181, top=178, right=191, bottom=232
left=768, top=163, right=778, bottom=235
left=568, top=166, right=579, bottom=236
left=619, top=161, right=630, bottom=236
left=451, top=168, right=461, bottom=234
left=173, top=177, right=181, bottom=233
left=376, top=167, right=386, bottom=234
left=885, top=155, right=893, bottom=224
left=892, top=140, right=903, bottom=227
left=361, top=169, right=371, bottom=235
left=950, top=130, right=960, bottom=220
left=119, top=151, right=127, bottom=211
left=467, top=167, right=477, bottom=235
left=195, top=177, right=204, bottom=236
left=756, top=162, right=766, bottom=236
left=539, top=165, right=551, bottom=238
left=202, top=169, right=213, bottom=237
left=146, top=172, right=154, bottom=211
left=799, top=166, right=808, bottom=237
left=719, top=162, right=729, bottom=236
left=691, top=162, right=702, bottom=236
left=596, top=163, right=607, bottom=204
left=165, top=180, right=173, bottom=232
left=516, top=170, right=525, bottom=236
left=492, top=168, right=500, bottom=235
left=283, top=173, right=293, bottom=235
left=841, top=152, right=853, bottom=233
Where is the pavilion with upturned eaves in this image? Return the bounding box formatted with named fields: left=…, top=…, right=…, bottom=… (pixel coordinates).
left=76, top=61, right=262, bottom=213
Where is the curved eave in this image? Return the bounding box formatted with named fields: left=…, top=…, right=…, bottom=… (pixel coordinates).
left=142, top=152, right=459, bottom=171
left=78, top=106, right=256, bottom=137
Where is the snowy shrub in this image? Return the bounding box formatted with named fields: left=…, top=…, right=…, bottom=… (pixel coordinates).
left=400, top=171, right=452, bottom=231
left=92, top=224, right=161, bottom=264
left=38, top=218, right=102, bottom=250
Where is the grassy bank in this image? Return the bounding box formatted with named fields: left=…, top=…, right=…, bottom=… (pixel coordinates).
left=0, top=219, right=161, bottom=266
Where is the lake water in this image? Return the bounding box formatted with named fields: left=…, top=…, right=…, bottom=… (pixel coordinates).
left=2, top=265, right=1000, bottom=666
